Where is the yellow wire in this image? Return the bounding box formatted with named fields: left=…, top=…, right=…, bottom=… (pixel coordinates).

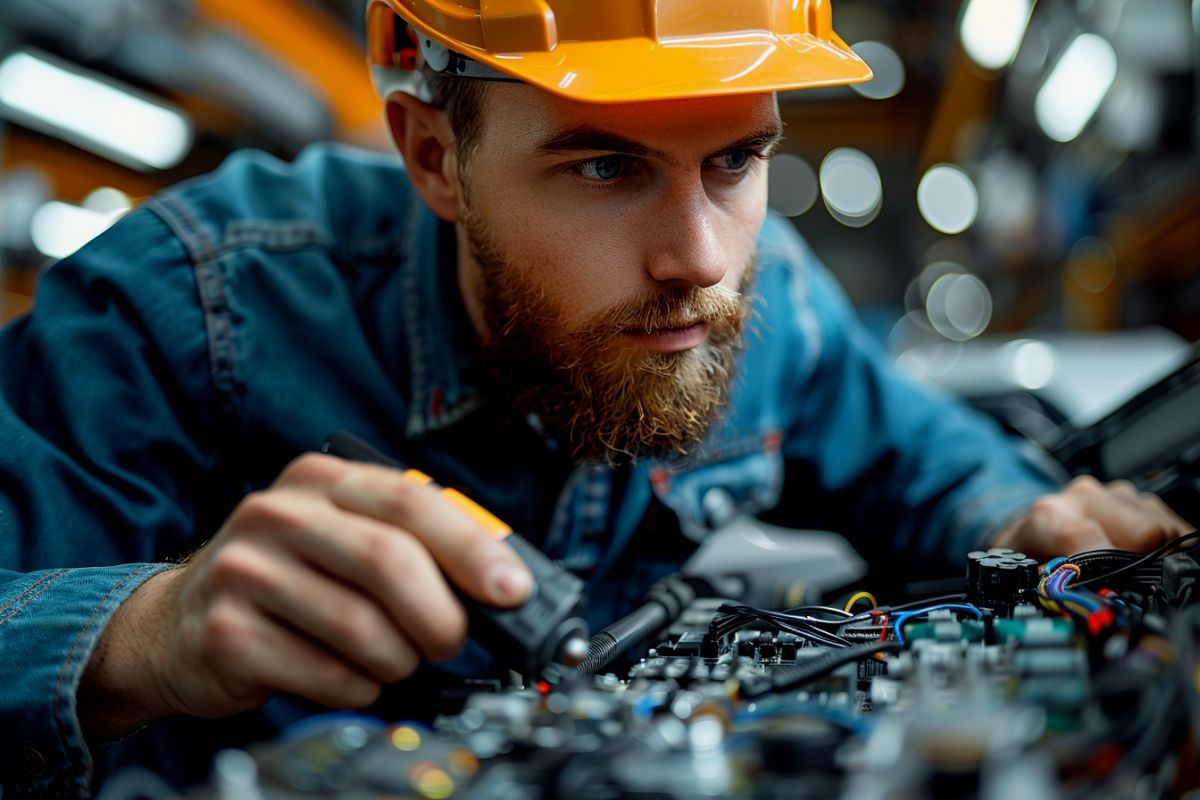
left=1062, top=600, right=1093, bottom=617
left=1037, top=595, right=1062, bottom=614
left=1044, top=564, right=1090, bottom=617
left=1037, top=578, right=1065, bottom=614
left=1037, top=563, right=1084, bottom=616
left=843, top=591, right=878, bottom=612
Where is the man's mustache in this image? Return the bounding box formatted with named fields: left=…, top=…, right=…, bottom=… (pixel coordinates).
left=586, top=284, right=745, bottom=338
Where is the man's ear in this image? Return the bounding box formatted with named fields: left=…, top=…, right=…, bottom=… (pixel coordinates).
left=385, top=92, right=461, bottom=222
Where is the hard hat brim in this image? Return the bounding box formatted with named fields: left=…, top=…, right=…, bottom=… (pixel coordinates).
left=416, top=28, right=873, bottom=103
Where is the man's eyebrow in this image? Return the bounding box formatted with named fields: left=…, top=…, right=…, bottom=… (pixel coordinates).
left=532, top=123, right=786, bottom=160
left=714, top=126, right=786, bottom=157
left=534, top=127, right=663, bottom=158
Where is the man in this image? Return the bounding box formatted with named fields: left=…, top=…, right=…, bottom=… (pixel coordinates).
left=0, top=1, right=1191, bottom=795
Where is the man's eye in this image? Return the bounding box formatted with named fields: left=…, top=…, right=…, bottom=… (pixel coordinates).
left=717, top=151, right=753, bottom=171
left=576, top=156, right=625, bottom=181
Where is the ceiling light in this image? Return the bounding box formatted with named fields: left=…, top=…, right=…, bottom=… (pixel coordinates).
left=1034, top=33, right=1118, bottom=143
left=960, top=0, right=1034, bottom=70
left=30, top=200, right=124, bottom=260
left=0, top=50, right=193, bottom=171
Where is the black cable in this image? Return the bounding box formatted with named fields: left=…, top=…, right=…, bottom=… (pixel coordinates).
left=718, top=604, right=853, bottom=630
left=1075, top=530, right=1200, bottom=588
left=740, top=641, right=903, bottom=699
left=576, top=575, right=697, bottom=676
left=577, top=604, right=670, bottom=677
left=780, top=605, right=853, bottom=619
left=887, top=593, right=968, bottom=612
left=709, top=605, right=854, bottom=647
left=1068, top=551, right=1161, bottom=590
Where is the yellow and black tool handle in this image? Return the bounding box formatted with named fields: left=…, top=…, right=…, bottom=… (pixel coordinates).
left=321, top=431, right=589, bottom=677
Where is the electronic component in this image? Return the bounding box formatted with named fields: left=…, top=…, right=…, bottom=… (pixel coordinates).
left=169, top=535, right=1200, bottom=799
left=966, top=547, right=1041, bottom=613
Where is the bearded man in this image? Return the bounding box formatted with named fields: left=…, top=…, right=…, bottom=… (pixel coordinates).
left=0, top=1, right=1190, bottom=795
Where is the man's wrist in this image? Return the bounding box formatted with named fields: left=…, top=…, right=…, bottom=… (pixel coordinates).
left=77, top=568, right=182, bottom=741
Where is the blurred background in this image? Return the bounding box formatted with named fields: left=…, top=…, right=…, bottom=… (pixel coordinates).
left=0, top=0, right=1197, bottom=448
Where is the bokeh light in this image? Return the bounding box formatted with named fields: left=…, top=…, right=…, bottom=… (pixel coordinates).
left=1006, top=339, right=1061, bottom=390
left=1035, top=33, right=1118, bottom=143
left=925, top=272, right=993, bottom=341
left=0, top=49, right=193, bottom=171
left=917, top=164, right=979, bottom=235
left=960, top=0, right=1034, bottom=70
left=850, top=41, right=906, bottom=100
left=820, top=148, right=883, bottom=228
left=767, top=154, right=819, bottom=217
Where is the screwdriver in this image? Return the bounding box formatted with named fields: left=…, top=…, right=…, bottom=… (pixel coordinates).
left=321, top=431, right=590, bottom=678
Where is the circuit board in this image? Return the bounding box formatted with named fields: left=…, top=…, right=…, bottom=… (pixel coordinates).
left=181, top=542, right=1200, bottom=800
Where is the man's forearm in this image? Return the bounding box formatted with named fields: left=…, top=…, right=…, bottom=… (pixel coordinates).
left=77, top=569, right=181, bottom=742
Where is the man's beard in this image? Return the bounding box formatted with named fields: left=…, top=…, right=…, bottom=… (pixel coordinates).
left=462, top=206, right=755, bottom=465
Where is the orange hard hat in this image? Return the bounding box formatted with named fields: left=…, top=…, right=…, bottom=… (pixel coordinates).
left=366, top=0, right=872, bottom=104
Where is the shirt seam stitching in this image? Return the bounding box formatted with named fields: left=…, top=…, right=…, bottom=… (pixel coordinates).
left=0, top=570, right=63, bottom=616
left=0, top=570, right=67, bottom=628
left=145, top=196, right=241, bottom=430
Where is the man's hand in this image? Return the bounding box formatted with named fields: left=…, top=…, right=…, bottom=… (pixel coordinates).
left=990, top=475, right=1193, bottom=560
left=79, top=453, right=533, bottom=739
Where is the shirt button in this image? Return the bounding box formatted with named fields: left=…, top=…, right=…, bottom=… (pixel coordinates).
left=19, top=746, right=47, bottom=777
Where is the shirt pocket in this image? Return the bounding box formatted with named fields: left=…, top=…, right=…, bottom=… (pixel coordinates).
left=651, top=429, right=784, bottom=543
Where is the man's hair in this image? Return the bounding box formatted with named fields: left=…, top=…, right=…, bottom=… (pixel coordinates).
left=420, top=63, right=488, bottom=166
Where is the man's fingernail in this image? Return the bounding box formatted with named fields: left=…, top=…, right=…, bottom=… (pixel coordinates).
left=489, top=564, right=533, bottom=604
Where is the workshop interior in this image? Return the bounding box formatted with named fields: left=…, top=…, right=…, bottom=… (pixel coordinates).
left=3, top=0, right=1200, bottom=798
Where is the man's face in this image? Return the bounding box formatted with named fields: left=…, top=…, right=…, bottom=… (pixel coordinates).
left=455, top=85, right=781, bottom=463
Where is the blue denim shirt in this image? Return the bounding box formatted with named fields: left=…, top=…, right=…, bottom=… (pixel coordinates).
left=0, top=144, right=1059, bottom=796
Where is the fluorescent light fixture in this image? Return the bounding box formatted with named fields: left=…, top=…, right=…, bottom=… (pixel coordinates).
left=1035, top=34, right=1118, bottom=143
left=0, top=50, right=192, bottom=171
left=30, top=200, right=124, bottom=260
left=960, top=0, right=1034, bottom=70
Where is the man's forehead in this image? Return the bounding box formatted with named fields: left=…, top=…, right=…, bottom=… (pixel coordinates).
left=487, top=84, right=782, bottom=157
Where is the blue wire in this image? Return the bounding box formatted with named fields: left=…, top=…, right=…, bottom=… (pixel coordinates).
left=1046, top=567, right=1101, bottom=614
left=1044, top=556, right=1069, bottom=574
left=892, top=603, right=983, bottom=645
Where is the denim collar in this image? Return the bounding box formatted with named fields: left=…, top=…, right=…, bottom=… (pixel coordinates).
left=398, top=200, right=486, bottom=437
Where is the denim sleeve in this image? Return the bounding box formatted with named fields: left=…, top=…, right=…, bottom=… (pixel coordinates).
left=0, top=209, right=223, bottom=795
left=0, top=564, right=175, bottom=797
left=763, top=223, right=1064, bottom=578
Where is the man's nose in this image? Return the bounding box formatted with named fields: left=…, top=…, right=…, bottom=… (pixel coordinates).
left=643, top=181, right=728, bottom=289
